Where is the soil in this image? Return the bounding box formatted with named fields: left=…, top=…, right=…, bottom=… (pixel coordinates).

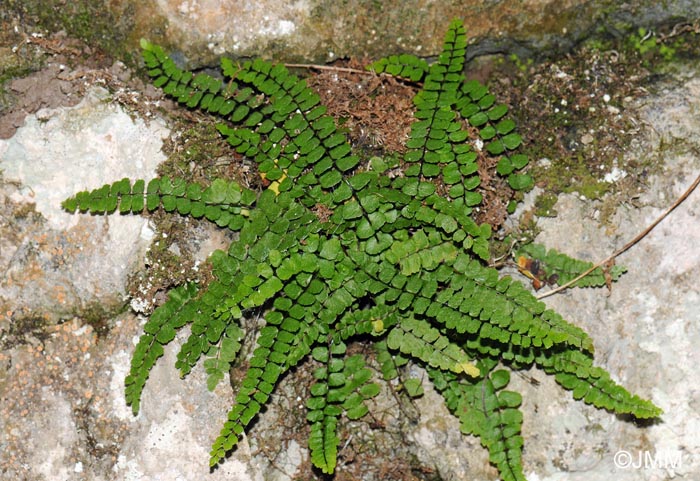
left=0, top=25, right=166, bottom=140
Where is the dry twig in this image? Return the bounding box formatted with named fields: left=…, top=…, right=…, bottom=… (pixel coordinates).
left=537, top=172, right=700, bottom=299
left=284, top=63, right=373, bottom=76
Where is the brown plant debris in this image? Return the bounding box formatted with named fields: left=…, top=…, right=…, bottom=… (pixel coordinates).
left=304, top=58, right=416, bottom=156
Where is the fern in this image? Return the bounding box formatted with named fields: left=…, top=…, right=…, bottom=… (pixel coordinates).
left=124, top=282, right=200, bottom=414
left=430, top=362, right=526, bottom=481
left=63, top=19, right=661, bottom=480
left=516, top=242, right=627, bottom=289
left=306, top=344, right=380, bottom=473
left=369, top=53, right=429, bottom=81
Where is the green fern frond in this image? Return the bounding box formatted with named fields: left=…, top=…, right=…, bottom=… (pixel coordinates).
left=306, top=342, right=348, bottom=474
left=459, top=78, right=534, bottom=192
left=367, top=52, right=429, bottom=81
left=537, top=348, right=662, bottom=418
left=516, top=242, right=627, bottom=288
left=418, top=252, right=595, bottom=353
left=141, top=39, right=233, bottom=114
left=374, top=338, right=409, bottom=381
left=210, top=324, right=291, bottom=466
left=124, top=282, right=199, bottom=414
left=309, top=413, right=339, bottom=474
left=174, top=279, right=230, bottom=377
left=387, top=316, right=480, bottom=376
left=335, top=303, right=398, bottom=340
left=221, top=56, right=359, bottom=205
left=63, top=19, right=662, bottom=481
left=399, top=20, right=483, bottom=209
left=306, top=347, right=382, bottom=472
left=430, top=363, right=526, bottom=481
left=62, top=177, right=256, bottom=230
left=203, top=324, right=244, bottom=391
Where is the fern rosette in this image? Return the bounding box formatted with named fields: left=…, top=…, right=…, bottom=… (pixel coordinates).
left=63, top=19, right=661, bottom=480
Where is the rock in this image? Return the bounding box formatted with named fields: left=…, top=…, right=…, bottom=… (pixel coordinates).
left=0, top=314, right=265, bottom=481
left=510, top=68, right=700, bottom=480
left=8, top=1, right=700, bottom=66
left=131, top=0, right=700, bottom=65
left=0, top=86, right=168, bottom=325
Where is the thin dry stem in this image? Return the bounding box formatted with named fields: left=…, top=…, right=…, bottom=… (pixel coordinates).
left=284, top=63, right=374, bottom=76
left=537, top=172, right=700, bottom=299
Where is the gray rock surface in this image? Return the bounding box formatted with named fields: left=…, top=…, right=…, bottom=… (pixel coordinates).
left=513, top=69, right=700, bottom=480
left=140, top=0, right=700, bottom=65
left=7, top=1, right=700, bottom=65
left=0, top=87, right=167, bottom=324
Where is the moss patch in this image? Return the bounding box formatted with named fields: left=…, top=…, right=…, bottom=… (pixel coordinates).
left=3, top=0, right=139, bottom=65
left=479, top=23, right=700, bottom=227
left=534, top=191, right=559, bottom=217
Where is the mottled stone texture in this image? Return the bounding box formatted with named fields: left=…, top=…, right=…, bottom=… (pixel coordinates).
left=133, top=0, right=700, bottom=64
left=0, top=87, right=166, bottom=324
left=0, top=66, right=698, bottom=480
left=7, top=0, right=700, bottom=65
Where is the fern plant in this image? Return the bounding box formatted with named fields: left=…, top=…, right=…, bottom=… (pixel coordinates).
left=63, top=19, right=661, bottom=480
left=515, top=243, right=627, bottom=290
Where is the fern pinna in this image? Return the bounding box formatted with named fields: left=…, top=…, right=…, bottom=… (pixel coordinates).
left=63, top=19, right=661, bottom=480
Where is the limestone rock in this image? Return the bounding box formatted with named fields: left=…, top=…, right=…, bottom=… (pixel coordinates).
left=510, top=70, right=700, bottom=480
left=134, top=0, right=700, bottom=65
left=0, top=87, right=167, bottom=325
left=9, top=1, right=700, bottom=66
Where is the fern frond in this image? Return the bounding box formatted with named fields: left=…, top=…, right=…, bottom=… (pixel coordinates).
left=537, top=348, right=662, bottom=418
left=339, top=354, right=381, bottom=419
left=387, top=316, right=480, bottom=377
left=430, top=366, right=526, bottom=481
left=141, top=39, right=236, bottom=115
left=309, top=413, right=339, bottom=474
left=374, top=338, right=409, bottom=381
left=393, top=233, right=458, bottom=277
left=516, top=242, right=627, bottom=288
left=62, top=177, right=257, bottom=231
left=210, top=324, right=291, bottom=466
left=446, top=254, right=595, bottom=353
left=306, top=346, right=381, bottom=473
left=175, top=197, right=315, bottom=380
left=399, top=19, right=480, bottom=205
left=174, top=280, right=229, bottom=377
left=125, top=282, right=199, bottom=414
left=203, top=324, right=244, bottom=391
left=206, top=200, right=358, bottom=466
left=306, top=342, right=345, bottom=473
left=142, top=40, right=359, bottom=203
left=208, top=282, right=323, bottom=467
left=221, top=57, right=360, bottom=205
left=470, top=370, right=526, bottom=481
left=458, top=78, right=533, bottom=192
left=335, top=303, right=398, bottom=340
left=367, top=53, right=429, bottom=82
left=264, top=308, right=317, bottom=370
